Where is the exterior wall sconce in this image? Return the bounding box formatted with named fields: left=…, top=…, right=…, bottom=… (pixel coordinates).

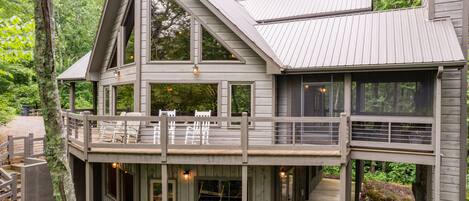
left=183, top=169, right=192, bottom=180
left=319, top=87, right=327, bottom=94
left=114, top=69, right=120, bottom=79
left=192, top=65, right=200, bottom=77
left=279, top=168, right=287, bottom=178
left=112, top=162, right=119, bottom=169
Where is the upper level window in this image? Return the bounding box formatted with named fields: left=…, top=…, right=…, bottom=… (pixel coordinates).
left=114, top=84, right=134, bottom=114
left=123, top=0, right=135, bottom=64
left=230, top=83, right=252, bottom=117
left=150, top=83, right=218, bottom=116
left=150, top=0, right=191, bottom=61
left=201, top=26, right=239, bottom=61
left=303, top=74, right=344, bottom=117
left=352, top=71, right=434, bottom=116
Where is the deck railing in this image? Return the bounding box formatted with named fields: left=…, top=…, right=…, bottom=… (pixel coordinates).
left=350, top=115, right=434, bottom=151
left=64, top=112, right=352, bottom=157
left=0, top=167, right=17, bottom=200
left=0, top=134, right=45, bottom=164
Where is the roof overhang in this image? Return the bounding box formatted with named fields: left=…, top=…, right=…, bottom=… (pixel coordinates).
left=57, top=52, right=91, bottom=81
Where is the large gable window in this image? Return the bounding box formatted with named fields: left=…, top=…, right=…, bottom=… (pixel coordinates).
left=123, top=0, right=135, bottom=64
left=201, top=26, right=239, bottom=61
left=352, top=71, right=434, bottom=116
left=150, top=83, right=218, bottom=116
left=150, top=0, right=191, bottom=61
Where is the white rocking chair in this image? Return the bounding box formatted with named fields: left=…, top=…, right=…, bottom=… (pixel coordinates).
left=98, top=112, right=126, bottom=142
left=153, top=110, right=176, bottom=144
left=112, top=112, right=143, bottom=143
left=185, top=110, right=211, bottom=145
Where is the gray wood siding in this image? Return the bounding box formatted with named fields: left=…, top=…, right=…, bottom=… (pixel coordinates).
left=439, top=68, right=463, bottom=201
left=434, top=0, right=464, bottom=45
left=138, top=165, right=272, bottom=201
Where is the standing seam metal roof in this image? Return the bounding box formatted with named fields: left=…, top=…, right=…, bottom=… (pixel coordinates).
left=255, top=8, right=465, bottom=69
left=238, top=0, right=372, bottom=22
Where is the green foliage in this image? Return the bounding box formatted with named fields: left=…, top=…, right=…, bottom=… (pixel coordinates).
left=362, top=180, right=414, bottom=201
left=0, top=17, right=34, bottom=65
left=373, top=0, right=421, bottom=10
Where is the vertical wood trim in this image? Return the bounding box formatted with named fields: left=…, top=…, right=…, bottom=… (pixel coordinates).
left=434, top=66, right=443, bottom=201
left=161, top=113, right=168, bottom=162
left=162, top=164, right=168, bottom=201
left=427, top=0, right=435, bottom=20
left=241, top=112, right=248, bottom=163
left=83, top=112, right=90, bottom=159
left=135, top=0, right=142, bottom=112
left=117, top=27, right=123, bottom=67
left=340, top=162, right=352, bottom=201
left=242, top=165, right=248, bottom=201
left=85, top=162, right=94, bottom=201
left=69, top=82, right=76, bottom=113
left=344, top=73, right=351, bottom=115
left=140, top=164, right=148, bottom=201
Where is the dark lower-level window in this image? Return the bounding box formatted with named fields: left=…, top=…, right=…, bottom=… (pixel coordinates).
left=114, top=84, right=134, bottom=114
left=106, top=164, right=117, bottom=199
left=352, top=71, right=434, bottom=116
left=197, top=179, right=242, bottom=200
left=150, top=83, right=218, bottom=116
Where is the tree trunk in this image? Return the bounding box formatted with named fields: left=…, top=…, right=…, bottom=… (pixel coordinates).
left=33, top=0, right=76, bottom=200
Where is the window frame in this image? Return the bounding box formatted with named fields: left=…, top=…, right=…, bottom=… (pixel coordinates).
left=147, top=81, right=222, bottom=118
left=112, top=82, right=135, bottom=115
left=121, top=0, right=136, bottom=66
left=228, top=82, right=255, bottom=127
left=105, top=164, right=118, bottom=200
left=300, top=74, right=344, bottom=117
left=149, top=179, right=177, bottom=201
left=147, top=0, right=195, bottom=64
left=197, top=22, right=245, bottom=64
left=195, top=177, right=247, bottom=200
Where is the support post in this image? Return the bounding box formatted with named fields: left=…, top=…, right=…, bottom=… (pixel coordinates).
left=241, top=112, right=248, bottom=164
left=242, top=165, right=248, bottom=201
left=161, top=164, right=168, bottom=201
left=340, top=161, right=352, bottom=201
left=24, top=133, right=33, bottom=157
left=434, top=66, right=443, bottom=201
left=7, top=135, right=13, bottom=164
left=69, top=82, right=76, bottom=113
left=354, top=160, right=364, bottom=201
left=92, top=81, right=98, bottom=115
left=85, top=162, right=94, bottom=201
left=161, top=113, right=168, bottom=162
left=83, top=112, right=90, bottom=159
left=11, top=173, right=17, bottom=200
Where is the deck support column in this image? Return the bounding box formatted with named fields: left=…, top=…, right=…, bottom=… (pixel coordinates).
left=434, top=66, right=443, bottom=201
left=340, top=161, right=352, bottom=201
left=85, top=161, right=94, bottom=201
left=354, top=160, right=364, bottom=200
left=242, top=165, right=248, bottom=201
left=69, top=81, right=76, bottom=113
left=161, top=164, right=168, bottom=201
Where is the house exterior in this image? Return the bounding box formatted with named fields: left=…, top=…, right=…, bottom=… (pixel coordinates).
left=59, top=0, right=468, bottom=200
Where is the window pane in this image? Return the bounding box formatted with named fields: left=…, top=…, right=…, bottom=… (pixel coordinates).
left=303, top=74, right=343, bottom=117
left=104, top=87, right=110, bottom=115
left=115, top=85, right=134, bottom=114
left=106, top=164, right=117, bottom=198
left=202, top=27, right=238, bottom=61
left=152, top=182, right=175, bottom=201
left=352, top=71, right=434, bottom=116
left=150, top=84, right=218, bottom=116
left=231, top=84, right=251, bottom=117
left=124, top=0, right=135, bottom=64
left=151, top=0, right=191, bottom=61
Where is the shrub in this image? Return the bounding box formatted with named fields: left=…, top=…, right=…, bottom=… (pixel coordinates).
left=362, top=180, right=414, bottom=201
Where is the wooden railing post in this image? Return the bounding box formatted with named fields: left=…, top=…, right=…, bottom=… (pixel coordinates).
left=24, top=133, right=33, bottom=158
left=160, top=113, right=168, bottom=163
left=7, top=136, right=13, bottom=164
left=11, top=172, right=17, bottom=200
left=339, top=113, right=350, bottom=163
left=241, top=112, right=248, bottom=164
left=83, top=112, right=90, bottom=159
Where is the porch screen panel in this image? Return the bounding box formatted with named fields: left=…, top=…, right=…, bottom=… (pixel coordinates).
left=114, top=84, right=134, bottom=114
left=150, top=83, right=218, bottom=116
left=352, top=71, right=434, bottom=116
left=150, top=0, right=191, bottom=61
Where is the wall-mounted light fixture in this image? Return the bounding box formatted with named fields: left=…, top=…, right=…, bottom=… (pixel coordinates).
left=183, top=169, right=192, bottom=180
left=319, top=87, right=327, bottom=94
left=279, top=168, right=287, bottom=178
left=114, top=69, right=121, bottom=79
left=192, top=65, right=200, bottom=77
left=112, top=162, right=118, bottom=169
left=304, top=84, right=309, bottom=89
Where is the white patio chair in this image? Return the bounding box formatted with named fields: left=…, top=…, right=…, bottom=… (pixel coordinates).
left=153, top=110, right=176, bottom=144
left=185, top=110, right=211, bottom=145
left=111, top=112, right=143, bottom=143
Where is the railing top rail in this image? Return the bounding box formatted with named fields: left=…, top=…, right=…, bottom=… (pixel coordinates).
left=350, top=115, right=434, bottom=124
left=250, top=116, right=341, bottom=123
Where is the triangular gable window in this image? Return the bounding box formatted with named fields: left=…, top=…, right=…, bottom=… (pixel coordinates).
left=108, top=41, right=117, bottom=69
left=201, top=26, right=239, bottom=61
left=123, top=0, right=135, bottom=64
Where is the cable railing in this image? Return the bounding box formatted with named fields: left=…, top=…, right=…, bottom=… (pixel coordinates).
left=350, top=115, right=434, bottom=151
